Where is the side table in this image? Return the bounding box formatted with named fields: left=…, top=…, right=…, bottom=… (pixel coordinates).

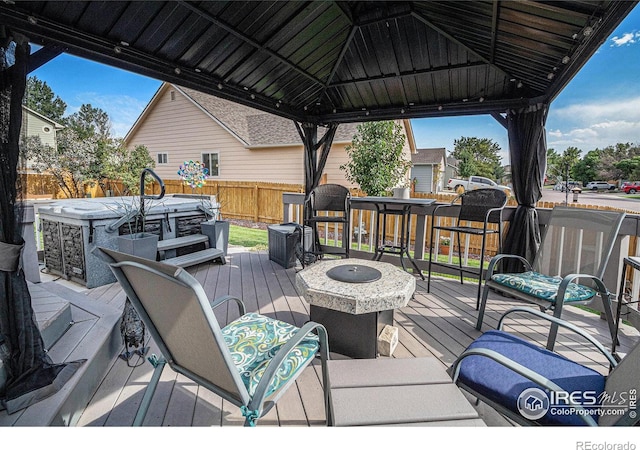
left=295, top=258, right=416, bottom=358
left=613, top=256, right=640, bottom=358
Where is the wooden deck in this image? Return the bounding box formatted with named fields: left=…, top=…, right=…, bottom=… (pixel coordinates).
left=37, top=248, right=640, bottom=427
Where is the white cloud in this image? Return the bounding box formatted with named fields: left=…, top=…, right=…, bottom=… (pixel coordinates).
left=547, top=97, right=640, bottom=151
left=610, top=31, right=640, bottom=47
left=547, top=129, right=563, bottom=138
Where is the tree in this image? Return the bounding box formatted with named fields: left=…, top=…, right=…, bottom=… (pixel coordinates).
left=546, top=148, right=562, bottom=181
left=103, top=142, right=155, bottom=195
left=22, top=129, right=100, bottom=198
left=23, top=75, right=66, bottom=121
left=451, top=137, right=502, bottom=179
left=597, top=143, right=640, bottom=181
left=340, top=121, right=411, bottom=196
left=561, top=147, right=581, bottom=180
left=65, top=103, right=111, bottom=140
left=572, top=149, right=600, bottom=185
left=615, top=156, right=640, bottom=181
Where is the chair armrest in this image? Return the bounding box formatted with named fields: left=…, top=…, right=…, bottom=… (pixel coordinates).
left=485, top=254, right=532, bottom=279
left=248, top=321, right=329, bottom=410
left=482, top=206, right=504, bottom=225
left=497, top=306, right=618, bottom=367
left=450, top=347, right=598, bottom=426
left=210, top=295, right=246, bottom=316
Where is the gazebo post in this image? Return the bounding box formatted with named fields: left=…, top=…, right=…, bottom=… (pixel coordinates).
left=294, top=122, right=339, bottom=260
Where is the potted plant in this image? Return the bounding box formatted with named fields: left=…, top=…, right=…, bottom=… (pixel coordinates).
left=439, top=236, right=451, bottom=255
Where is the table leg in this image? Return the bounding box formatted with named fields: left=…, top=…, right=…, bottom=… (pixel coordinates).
left=373, top=205, right=382, bottom=261
left=401, top=207, right=424, bottom=280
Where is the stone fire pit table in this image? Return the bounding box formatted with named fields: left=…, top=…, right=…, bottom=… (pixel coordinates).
left=296, top=258, right=416, bottom=359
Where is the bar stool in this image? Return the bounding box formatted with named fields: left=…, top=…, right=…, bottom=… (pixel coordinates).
left=427, top=188, right=507, bottom=309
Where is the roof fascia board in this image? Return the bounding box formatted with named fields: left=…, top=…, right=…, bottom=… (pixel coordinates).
left=403, top=119, right=417, bottom=154
left=22, top=105, right=65, bottom=129
left=123, top=83, right=165, bottom=142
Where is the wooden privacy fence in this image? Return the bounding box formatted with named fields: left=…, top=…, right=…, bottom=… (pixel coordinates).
left=24, top=173, right=304, bottom=225
left=149, top=180, right=304, bottom=224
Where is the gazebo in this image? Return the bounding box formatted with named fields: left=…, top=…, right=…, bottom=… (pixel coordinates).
left=1, top=0, right=637, bottom=413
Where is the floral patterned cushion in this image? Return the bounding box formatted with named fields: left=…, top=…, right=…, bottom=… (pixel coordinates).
left=491, top=271, right=596, bottom=303
left=221, top=312, right=319, bottom=398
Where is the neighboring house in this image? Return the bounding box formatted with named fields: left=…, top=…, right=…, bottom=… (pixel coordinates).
left=21, top=106, right=64, bottom=169
left=124, top=83, right=416, bottom=186
left=410, top=148, right=447, bottom=193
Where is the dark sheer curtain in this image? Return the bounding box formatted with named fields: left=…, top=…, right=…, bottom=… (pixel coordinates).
left=1, top=33, right=83, bottom=414
left=501, top=103, right=549, bottom=271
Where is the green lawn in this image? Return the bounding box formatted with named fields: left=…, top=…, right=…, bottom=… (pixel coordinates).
left=229, top=224, right=269, bottom=250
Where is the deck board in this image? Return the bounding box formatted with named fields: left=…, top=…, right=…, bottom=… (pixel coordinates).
left=64, top=248, right=639, bottom=427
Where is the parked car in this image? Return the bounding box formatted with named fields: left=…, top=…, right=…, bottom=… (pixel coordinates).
left=585, top=181, right=616, bottom=191
left=446, top=175, right=511, bottom=195
left=621, top=182, right=640, bottom=194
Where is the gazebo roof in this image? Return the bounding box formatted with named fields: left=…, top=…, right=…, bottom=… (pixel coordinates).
left=1, top=1, right=636, bottom=125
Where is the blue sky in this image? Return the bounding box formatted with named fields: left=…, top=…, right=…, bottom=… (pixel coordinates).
left=31, top=6, right=640, bottom=163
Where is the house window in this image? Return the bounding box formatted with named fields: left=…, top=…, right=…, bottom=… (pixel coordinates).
left=157, top=153, right=168, bottom=164
left=42, top=126, right=52, bottom=133
left=170, top=90, right=175, bottom=101
left=202, top=152, right=219, bottom=177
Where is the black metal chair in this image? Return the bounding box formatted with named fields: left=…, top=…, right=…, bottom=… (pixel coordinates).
left=427, top=188, right=508, bottom=309
left=304, top=184, right=351, bottom=263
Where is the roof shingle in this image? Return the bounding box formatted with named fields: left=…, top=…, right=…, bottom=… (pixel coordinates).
left=178, top=85, right=358, bottom=146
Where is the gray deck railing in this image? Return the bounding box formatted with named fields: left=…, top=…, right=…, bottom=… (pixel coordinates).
left=283, top=192, right=640, bottom=331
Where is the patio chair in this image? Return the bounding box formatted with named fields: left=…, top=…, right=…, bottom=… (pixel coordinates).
left=96, top=247, right=331, bottom=426
left=451, top=306, right=640, bottom=426
left=304, top=184, right=351, bottom=263
left=427, top=188, right=508, bottom=309
left=476, top=206, right=625, bottom=351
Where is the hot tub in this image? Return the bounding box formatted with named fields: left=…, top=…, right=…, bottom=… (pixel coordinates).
left=37, top=195, right=219, bottom=288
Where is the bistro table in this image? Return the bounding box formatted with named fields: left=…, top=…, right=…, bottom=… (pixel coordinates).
left=351, top=197, right=435, bottom=280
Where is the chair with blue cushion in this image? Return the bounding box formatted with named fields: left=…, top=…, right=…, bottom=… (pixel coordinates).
left=476, top=206, right=625, bottom=350
left=451, top=306, right=640, bottom=426
left=97, top=247, right=331, bottom=427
